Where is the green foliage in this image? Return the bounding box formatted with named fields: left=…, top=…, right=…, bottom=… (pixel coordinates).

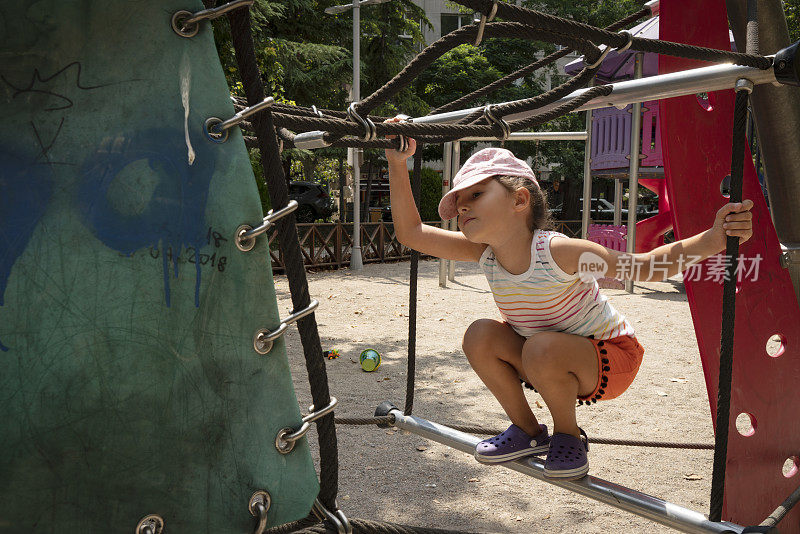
left=419, top=167, right=444, bottom=222
left=787, top=0, right=800, bottom=42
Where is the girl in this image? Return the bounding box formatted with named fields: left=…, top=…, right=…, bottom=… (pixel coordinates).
left=386, top=135, right=754, bottom=480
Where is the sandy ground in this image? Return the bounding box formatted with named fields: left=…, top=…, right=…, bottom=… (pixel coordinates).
left=276, top=258, right=715, bottom=533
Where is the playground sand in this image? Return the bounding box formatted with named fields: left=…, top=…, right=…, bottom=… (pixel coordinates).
left=276, top=258, right=712, bottom=534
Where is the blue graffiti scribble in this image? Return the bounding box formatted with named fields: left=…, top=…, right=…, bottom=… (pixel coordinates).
left=0, top=148, right=54, bottom=352
left=78, top=129, right=213, bottom=307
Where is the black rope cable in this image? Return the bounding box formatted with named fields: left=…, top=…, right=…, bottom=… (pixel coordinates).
left=333, top=417, right=715, bottom=450
left=290, top=518, right=481, bottom=534
left=431, top=6, right=651, bottom=115
left=452, top=0, right=772, bottom=69
left=226, top=7, right=340, bottom=511
left=404, top=149, right=423, bottom=416
left=708, top=88, right=750, bottom=524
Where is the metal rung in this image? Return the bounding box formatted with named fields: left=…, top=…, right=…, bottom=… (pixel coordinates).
left=389, top=409, right=745, bottom=534
left=253, top=300, right=319, bottom=355
left=171, top=0, right=255, bottom=38
left=205, top=97, right=275, bottom=143
left=275, top=397, right=338, bottom=454
left=236, top=200, right=299, bottom=252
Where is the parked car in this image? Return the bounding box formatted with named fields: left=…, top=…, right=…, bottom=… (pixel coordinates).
left=579, top=198, right=657, bottom=220
left=288, top=181, right=334, bottom=222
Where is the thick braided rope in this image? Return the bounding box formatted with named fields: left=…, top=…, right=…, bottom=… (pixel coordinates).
left=226, top=8, right=340, bottom=511
left=270, top=84, right=611, bottom=141
left=352, top=22, right=602, bottom=119
left=453, top=0, right=772, bottom=69
left=431, top=6, right=651, bottom=115
left=708, top=88, right=749, bottom=524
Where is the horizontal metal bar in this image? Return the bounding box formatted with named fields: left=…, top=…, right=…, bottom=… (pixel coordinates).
left=413, top=61, right=776, bottom=124
left=390, top=410, right=744, bottom=534
left=458, top=131, right=587, bottom=142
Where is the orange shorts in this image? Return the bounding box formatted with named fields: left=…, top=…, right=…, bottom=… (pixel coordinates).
left=578, top=334, right=645, bottom=404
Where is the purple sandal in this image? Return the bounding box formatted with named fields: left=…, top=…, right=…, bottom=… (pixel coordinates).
left=474, top=424, right=550, bottom=464
left=543, top=428, right=589, bottom=480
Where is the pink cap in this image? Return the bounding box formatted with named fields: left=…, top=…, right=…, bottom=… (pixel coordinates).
left=437, top=147, right=539, bottom=220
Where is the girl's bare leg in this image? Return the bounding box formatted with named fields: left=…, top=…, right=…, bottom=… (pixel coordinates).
left=462, top=319, right=542, bottom=437
left=521, top=331, right=599, bottom=438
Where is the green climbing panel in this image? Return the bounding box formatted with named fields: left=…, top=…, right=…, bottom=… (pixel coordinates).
left=0, top=1, right=318, bottom=531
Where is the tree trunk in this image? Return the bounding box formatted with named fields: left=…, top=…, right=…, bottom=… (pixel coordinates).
left=282, top=156, right=292, bottom=187
left=562, top=176, right=582, bottom=220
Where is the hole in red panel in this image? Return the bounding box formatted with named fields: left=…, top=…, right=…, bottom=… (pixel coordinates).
left=783, top=456, right=799, bottom=478
left=735, top=412, right=756, bottom=437
left=696, top=92, right=715, bottom=112
left=766, top=334, right=786, bottom=358
left=720, top=174, right=731, bottom=199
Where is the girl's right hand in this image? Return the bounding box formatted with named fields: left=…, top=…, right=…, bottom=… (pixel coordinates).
left=384, top=116, right=416, bottom=164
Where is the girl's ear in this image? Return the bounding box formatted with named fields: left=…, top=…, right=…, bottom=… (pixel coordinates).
left=513, top=187, right=531, bottom=213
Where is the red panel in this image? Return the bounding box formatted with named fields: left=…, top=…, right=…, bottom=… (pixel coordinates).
left=660, top=1, right=800, bottom=529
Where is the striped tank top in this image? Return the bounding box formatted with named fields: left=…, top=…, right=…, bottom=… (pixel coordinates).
left=479, top=229, right=635, bottom=340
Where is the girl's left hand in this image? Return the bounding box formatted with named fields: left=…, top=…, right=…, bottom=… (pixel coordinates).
left=710, top=199, right=755, bottom=250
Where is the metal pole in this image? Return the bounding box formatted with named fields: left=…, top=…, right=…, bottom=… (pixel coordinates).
left=350, top=1, right=363, bottom=270
left=448, top=141, right=460, bottom=282
left=389, top=410, right=745, bottom=534
left=625, top=53, right=644, bottom=294
left=439, top=142, right=452, bottom=288
left=614, top=180, right=623, bottom=226
left=726, top=0, right=800, bottom=303
left=458, top=131, right=587, bottom=142
left=581, top=82, right=594, bottom=240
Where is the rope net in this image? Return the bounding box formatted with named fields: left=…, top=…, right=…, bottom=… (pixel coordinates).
left=217, top=1, right=784, bottom=531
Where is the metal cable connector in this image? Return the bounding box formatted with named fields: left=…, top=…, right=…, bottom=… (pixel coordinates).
left=253, top=300, right=319, bottom=355
left=347, top=103, right=377, bottom=141
left=236, top=200, right=299, bottom=252
left=483, top=104, right=511, bottom=140
left=136, top=515, right=164, bottom=534
left=249, top=491, right=271, bottom=534
left=275, top=398, right=338, bottom=454
left=172, top=0, right=255, bottom=38
left=474, top=0, right=498, bottom=46
left=205, top=97, right=275, bottom=143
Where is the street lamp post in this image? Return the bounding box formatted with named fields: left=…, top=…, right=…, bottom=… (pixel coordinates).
left=325, top=0, right=391, bottom=270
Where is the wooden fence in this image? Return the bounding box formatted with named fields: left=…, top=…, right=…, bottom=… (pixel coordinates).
left=268, top=220, right=590, bottom=271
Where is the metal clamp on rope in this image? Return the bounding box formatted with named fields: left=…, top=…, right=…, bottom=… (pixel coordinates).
left=474, top=0, right=498, bottom=46
left=136, top=515, right=164, bottom=534
left=483, top=104, right=511, bottom=141
left=347, top=103, right=377, bottom=141
left=735, top=78, right=755, bottom=94
left=586, top=44, right=613, bottom=70
left=205, top=96, right=275, bottom=143
left=617, top=30, right=634, bottom=53
left=393, top=114, right=411, bottom=153
left=236, top=200, right=299, bottom=252
left=253, top=300, right=319, bottom=355
left=311, top=498, right=352, bottom=534
left=172, top=0, right=255, bottom=38
left=275, top=397, right=338, bottom=454
left=249, top=491, right=271, bottom=534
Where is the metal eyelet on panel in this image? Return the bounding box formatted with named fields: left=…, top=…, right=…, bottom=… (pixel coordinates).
left=136, top=514, right=164, bottom=534
left=235, top=200, right=299, bottom=252
left=253, top=299, right=319, bottom=355
left=275, top=397, right=338, bottom=454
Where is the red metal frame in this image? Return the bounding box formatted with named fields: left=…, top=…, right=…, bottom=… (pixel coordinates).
left=660, top=1, right=800, bottom=529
